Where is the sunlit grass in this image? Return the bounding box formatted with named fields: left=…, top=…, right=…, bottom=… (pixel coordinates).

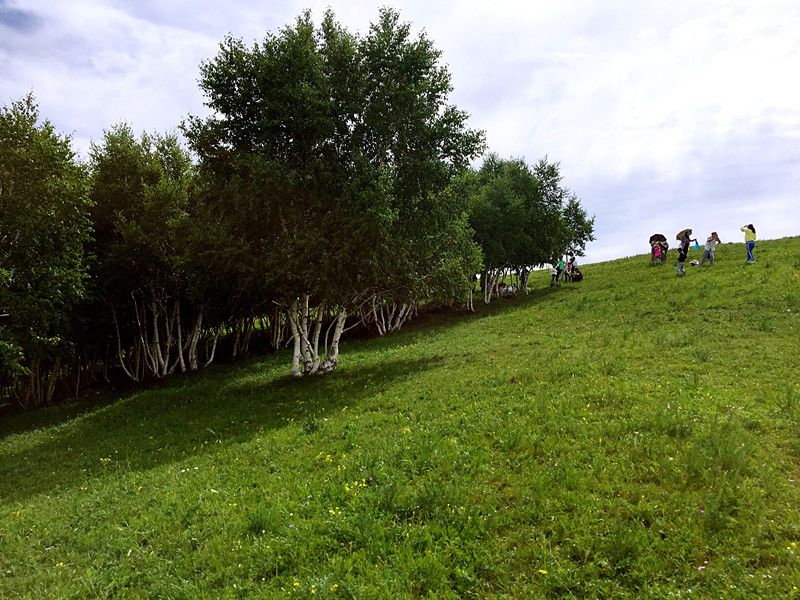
left=2, top=237, right=799, bottom=597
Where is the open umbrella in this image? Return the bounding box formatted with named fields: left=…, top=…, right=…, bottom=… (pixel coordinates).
left=649, top=233, right=667, bottom=244
left=676, top=228, right=692, bottom=241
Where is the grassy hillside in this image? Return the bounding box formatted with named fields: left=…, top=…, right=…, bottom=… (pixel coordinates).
left=2, top=237, right=799, bottom=598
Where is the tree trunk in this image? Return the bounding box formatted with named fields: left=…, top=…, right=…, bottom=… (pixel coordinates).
left=204, top=333, right=219, bottom=367
left=288, top=298, right=304, bottom=377
left=172, top=301, right=186, bottom=374
left=287, top=298, right=348, bottom=377
left=317, top=309, right=347, bottom=374
left=187, top=309, right=203, bottom=371
left=270, top=305, right=284, bottom=350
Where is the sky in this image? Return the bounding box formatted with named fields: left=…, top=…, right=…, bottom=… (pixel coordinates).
left=2, top=0, right=799, bottom=263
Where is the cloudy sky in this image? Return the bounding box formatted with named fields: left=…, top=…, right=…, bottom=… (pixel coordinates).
left=2, top=0, right=799, bottom=262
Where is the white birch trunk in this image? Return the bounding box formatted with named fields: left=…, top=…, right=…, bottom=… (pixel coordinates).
left=287, top=299, right=348, bottom=377
left=204, top=333, right=219, bottom=367
left=317, top=309, right=347, bottom=374
left=483, top=270, right=500, bottom=304
left=270, top=305, right=284, bottom=350
left=288, top=298, right=303, bottom=377
left=174, top=302, right=186, bottom=373
left=187, top=309, right=203, bottom=371
left=112, top=306, right=140, bottom=382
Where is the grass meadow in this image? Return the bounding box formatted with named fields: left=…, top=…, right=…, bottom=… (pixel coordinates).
left=2, top=237, right=800, bottom=598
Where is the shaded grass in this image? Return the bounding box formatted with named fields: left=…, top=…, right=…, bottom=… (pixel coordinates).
left=1, top=237, right=800, bottom=598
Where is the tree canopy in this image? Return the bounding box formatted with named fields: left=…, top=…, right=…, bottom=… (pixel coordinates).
left=461, top=154, right=595, bottom=303
left=1, top=8, right=595, bottom=403
left=184, top=8, right=485, bottom=375
left=0, top=95, right=91, bottom=406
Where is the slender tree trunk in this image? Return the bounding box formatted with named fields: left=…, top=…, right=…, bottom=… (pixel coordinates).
left=287, top=298, right=349, bottom=377
left=74, top=356, right=81, bottom=398
left=309, top=302, right=325, bottom=374
left=521, top=268, right=530, bottom=294
left=232, top=323, right=241, bottom=359
left=45, top=356, right=61, bottom=404
left=171, top=301, right=186, bottom=374
left=204, top=333, right=219, bottom=367
left=270, top=305, right=284, bottom=350
left=318, top=309, right=347, bottom=374
left=187, top=309, right=203, bottom=371
left=288, top=298, right=303, bottom=377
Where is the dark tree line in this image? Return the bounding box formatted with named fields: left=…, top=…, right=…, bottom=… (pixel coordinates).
left=0, top=9, right=593, bottom=408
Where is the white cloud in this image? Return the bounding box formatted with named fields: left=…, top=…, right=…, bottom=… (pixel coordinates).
left=1, top=0, right=798, bottom=263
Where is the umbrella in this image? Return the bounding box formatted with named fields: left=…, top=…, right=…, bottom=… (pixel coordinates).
left=676, top=228, right=692, bottom=241
left=649, top=233, right=667, bottom=244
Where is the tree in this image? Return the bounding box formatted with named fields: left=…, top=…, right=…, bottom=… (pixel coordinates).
left=88, top=125, right=214, bottom=381
left=466, top=154, right=595, bottom=303
left=184, top=8, right=484, bottom=376
left=532, top=157, right=595, bottom=258
left=0, top=95, right=91, bottom=407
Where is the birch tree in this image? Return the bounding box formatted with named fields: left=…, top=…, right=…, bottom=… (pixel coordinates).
left=0, top=95, right=91, bottom=407
left=89, top=126, right=216, bottom=382
left=184, top=8, right=484, bottom=376
left=467, top=155, right=595, bottom=303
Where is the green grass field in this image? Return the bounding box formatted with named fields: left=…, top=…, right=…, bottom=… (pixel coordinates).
left=2, top=237, right=800, bottom=598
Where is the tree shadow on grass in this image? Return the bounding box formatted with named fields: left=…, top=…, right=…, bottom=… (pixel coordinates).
left=0, top=283, right=564, bottom=438
left=0, top=355, right=442, bottom=505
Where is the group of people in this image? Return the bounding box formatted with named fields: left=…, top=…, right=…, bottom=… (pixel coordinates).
left=550, top=254, right=582, bottom=286
left=657, top=224, right=757, bottom=276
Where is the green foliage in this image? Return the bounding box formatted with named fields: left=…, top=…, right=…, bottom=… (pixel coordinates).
left=2, top=237, right=799, bottom=597
left=89, top=124, right=193, bottom=303
left=0, top=94, right=90, bottom=404
left=84, top=125, right=209, bottom=381
left=183, top=8, right=485, bottom=311
left=465, top=154, right=595, bottom=274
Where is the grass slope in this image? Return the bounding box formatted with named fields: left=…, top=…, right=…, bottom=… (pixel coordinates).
left=2, top=238, right=800, bottom=599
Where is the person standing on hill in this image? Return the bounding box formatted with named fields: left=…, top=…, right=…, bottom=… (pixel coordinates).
left=556, top=256, right=567, bottom=283
left=549, top=265, right=558, bottom=286
left=699, top=232, right=721, bottom=266
left=740, top=224, right=757, bottom=263
left=676, top=229, right=697, bottom=276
